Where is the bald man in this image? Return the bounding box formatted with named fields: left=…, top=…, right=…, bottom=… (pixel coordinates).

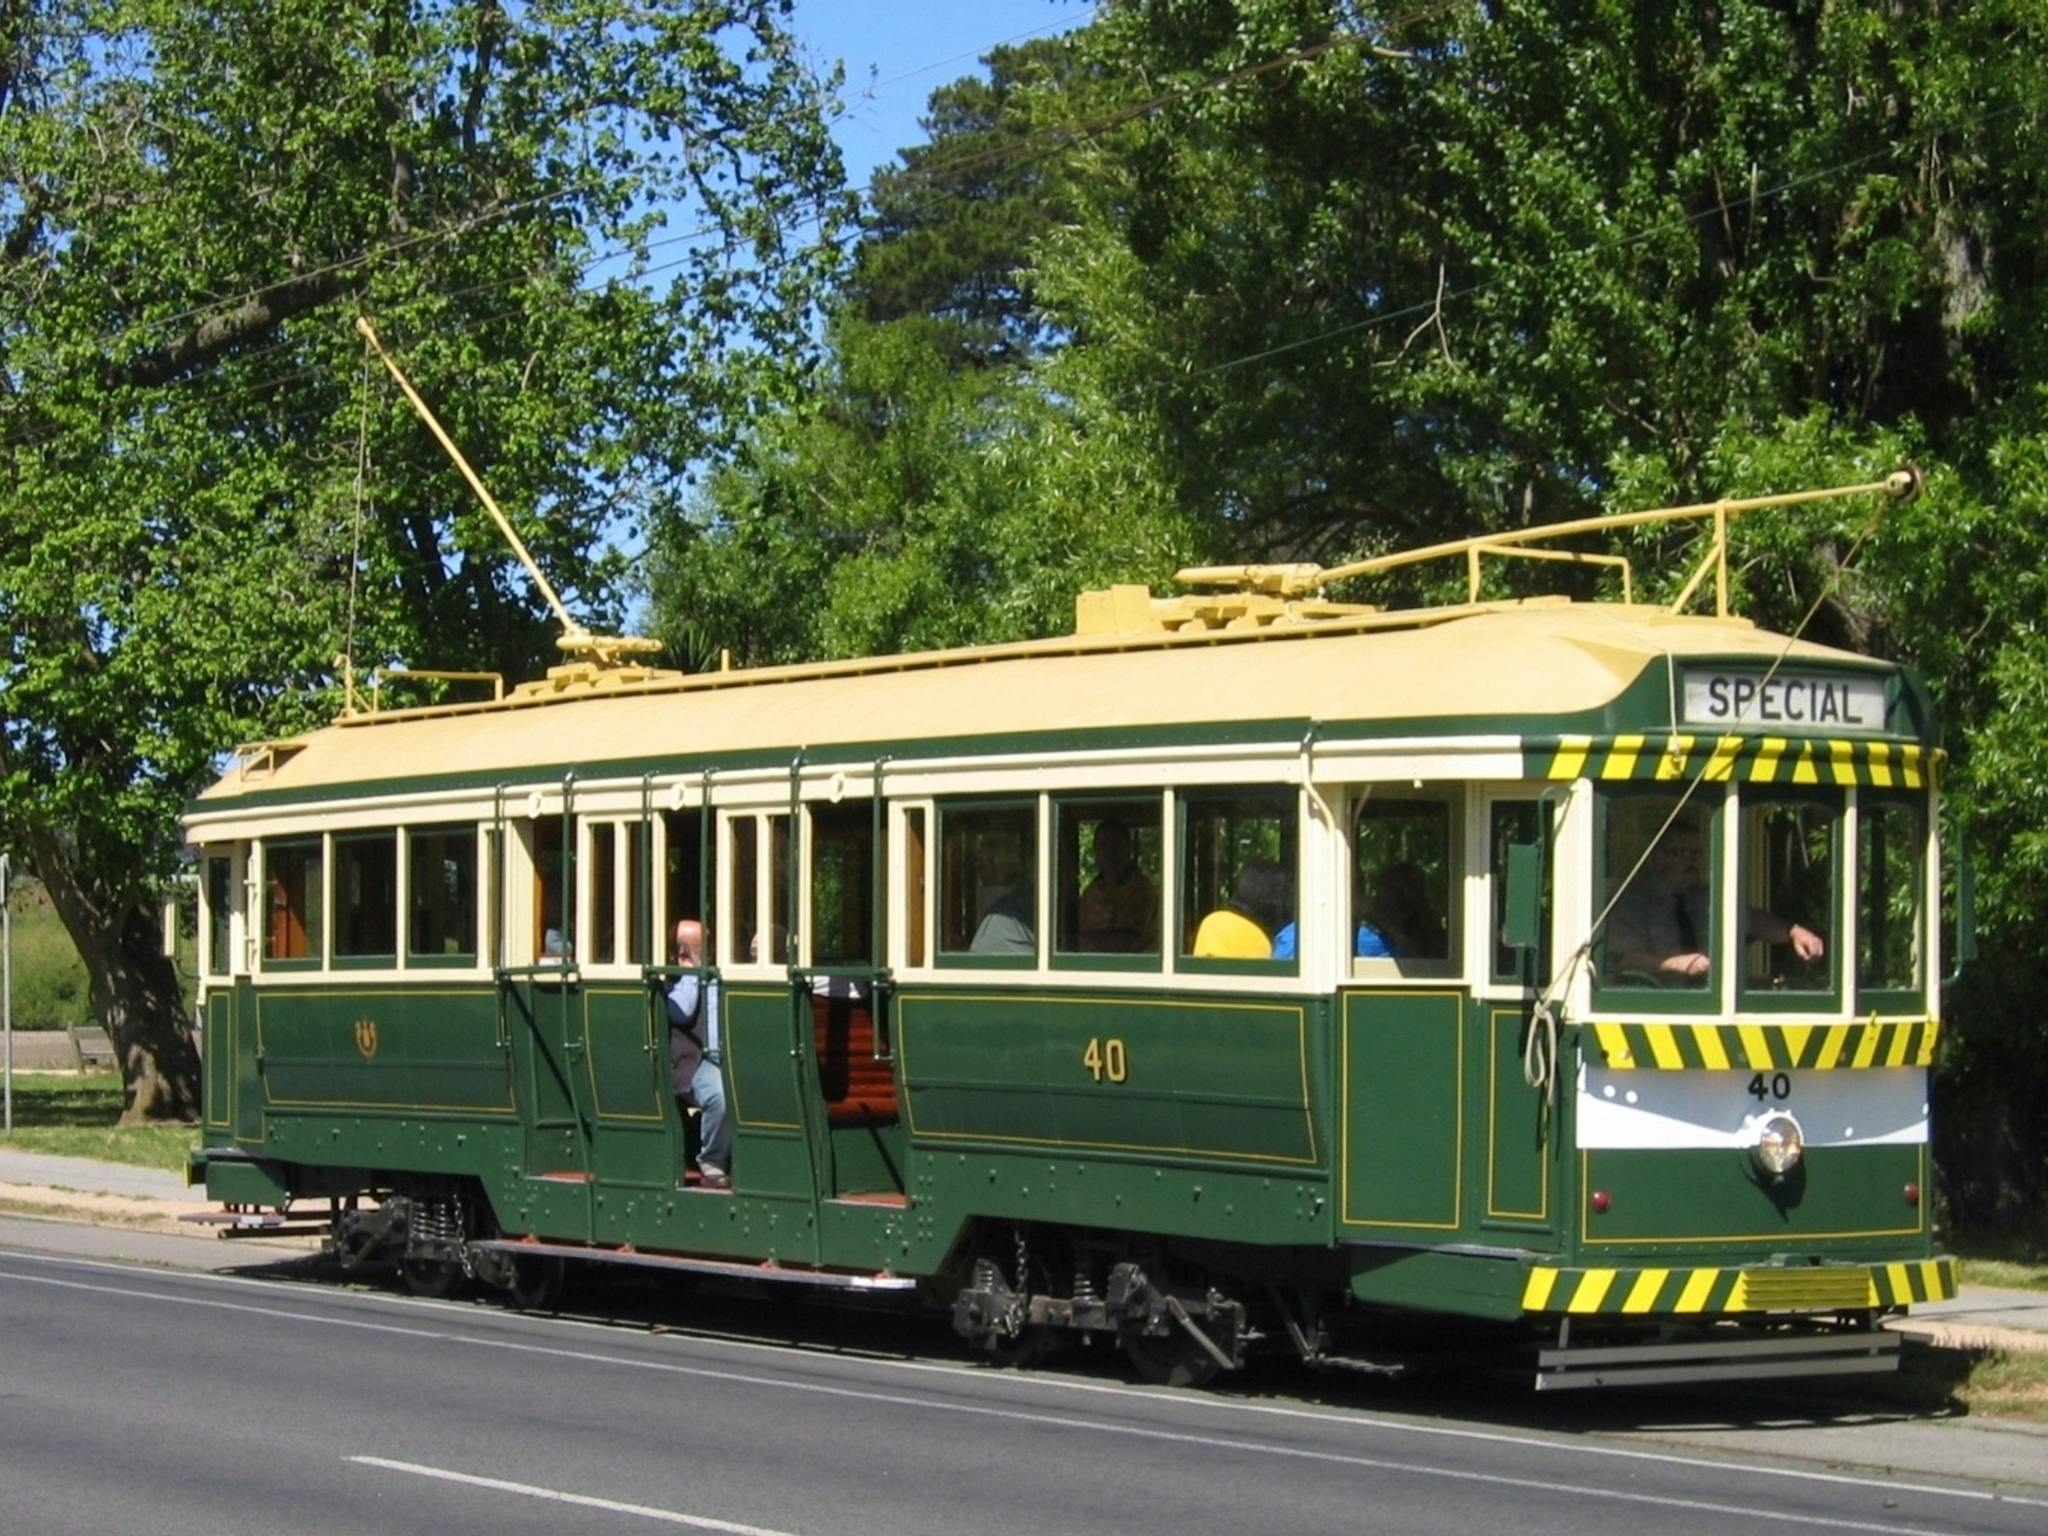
left=665, top=918, right=730, bottom=1188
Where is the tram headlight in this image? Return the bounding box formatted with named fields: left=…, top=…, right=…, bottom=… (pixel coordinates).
left=1753, top=1112, right=1805, bottom=1177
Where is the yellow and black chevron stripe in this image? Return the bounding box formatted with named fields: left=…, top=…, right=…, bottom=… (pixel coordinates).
left=1587, top=1017, right=1940, bottom=1071
left=1522, top=1257, right=1957, bottom=1316
left=1534, top=733, right=1936, bottom=788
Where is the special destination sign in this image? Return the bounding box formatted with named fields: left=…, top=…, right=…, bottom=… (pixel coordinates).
left=1681, top=670, right=1888, bottom=732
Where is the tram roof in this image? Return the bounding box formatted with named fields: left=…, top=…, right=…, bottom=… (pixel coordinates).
left=192, top=600, right=1896, bottom=810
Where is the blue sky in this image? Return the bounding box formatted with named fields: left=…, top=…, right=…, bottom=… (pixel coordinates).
left=793, top=1, right=1091, bottom=185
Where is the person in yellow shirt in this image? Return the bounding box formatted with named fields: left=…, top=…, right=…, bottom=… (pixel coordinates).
left=1191, top=858, right=1289, bottom=959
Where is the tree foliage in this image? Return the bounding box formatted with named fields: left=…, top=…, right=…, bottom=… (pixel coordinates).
left=0, top=0, right=850, bottom=1118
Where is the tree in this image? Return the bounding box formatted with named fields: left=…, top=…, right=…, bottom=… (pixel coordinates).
left=0, top=0, right=851, bottom=1119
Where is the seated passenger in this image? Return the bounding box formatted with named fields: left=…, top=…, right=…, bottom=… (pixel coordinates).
left=1355, top=860, right=1447, bottom=960
left=1193, top=859, right=1289, bottom=959
left=969, top=837, right=1036, bottom=956
left=1076, top=820, right=1158, bottom=952
left=1606, top=831, right=1823, bottom=982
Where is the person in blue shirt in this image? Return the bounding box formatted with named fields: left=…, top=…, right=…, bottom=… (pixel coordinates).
left=666, top=918, right=730, bottom=1188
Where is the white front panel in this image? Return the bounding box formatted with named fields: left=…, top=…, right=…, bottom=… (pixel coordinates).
left=1576, top=1062, right=1928, bottom=1150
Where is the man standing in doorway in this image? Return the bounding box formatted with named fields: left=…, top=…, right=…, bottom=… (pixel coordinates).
left=667, top=918, right=730, bottom=1188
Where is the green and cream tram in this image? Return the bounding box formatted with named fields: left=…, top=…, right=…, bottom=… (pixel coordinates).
left=184, top=473, right=1956, bottom=1387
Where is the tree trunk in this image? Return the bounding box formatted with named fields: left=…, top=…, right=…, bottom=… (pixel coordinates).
left=22, top=824, right=201, bottom=1124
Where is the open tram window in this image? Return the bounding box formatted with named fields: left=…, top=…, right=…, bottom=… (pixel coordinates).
left=1488, top=799, right=1550, bottom=984
left=1739, top=788, right=1838, bottom=1002
left=1595, top=792, right=1714, bottom=995
left=1858, top=794, right=1926, bottom=1003
left=768, top=813, right=793, bottom=963
left=901, top=808, right=928, bottom=969
left=727, top=816, right=759, bottom=965
left=262, top=838, right=323, bottom=966
left=663, top=808, right=704, bottom=941
left=1180, top=790, right=1296, bottom=968
left=588, top=822, right=618, bottom=964
left=1054, top=796, right=1162, bottom=963
left=533, top=815, right=572, bottom=962
left=810, top=802, right=877, bottom=967
left=407, top=826, right=477, bottom=962
left=1352, top=795, right=1458, bottom=972
left=938, top=802, right=1038, bottom=965
left=205, top=854, right=233, bottom=977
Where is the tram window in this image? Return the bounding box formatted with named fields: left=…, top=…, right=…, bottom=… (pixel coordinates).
left=1353, top=797, right=1456, bottom=965
left=334, top=832, right=397, bottom=960
left=263, top=839, right=322, bottom=963
left=624, top=820, right=649, bottom=965
left=768, top=813, right=793, bottom=962
left=939, top=803, right=1038, bottom=962
left=1858, top=795, right=1925, bottom=995
left=663, top=809, right=703, bottom=932
left=1181, top=790, right=1295, bottom=964
left=902, top=808, right=928, bottom=968
left=534, top=817, right=571, bottom=960
left=1740, top=790, right=1837, bottom=997
left=1597, top=795, right=1713, bottom=991
left=1488, top=801, right=1549, bottom=982
left=811, top=802, right=876, bottom=967
left=1054, top=797, right=1161, bottom=959
left=407, top=826, right=477, bottom=960
left=205, top=855, right=232, bottom=977
left=727, top=817, right=759, bottom=964
left=589, top=823, right=618, bottom=964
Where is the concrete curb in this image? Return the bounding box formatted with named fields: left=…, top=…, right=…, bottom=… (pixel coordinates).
left=1889, top=1319, right=2048, bottom=1355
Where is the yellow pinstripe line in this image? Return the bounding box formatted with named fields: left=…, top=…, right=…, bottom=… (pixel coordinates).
left=1705, top=736, right=1743, bottom=781
left=1523, top=1269, right=1559, bottom=1311
left=1568, top=1270, right=1616, bottom=1313
left=1752, top=737, right=1787, bottom=782
left=1689, top=1022, right=1730, bottom=1071
left=1594, top=1021, right=1634, bottom=1067
left=1622, top=1269, right=1669, bottom=1314
left=1602, top=733, right=1645, bottom=779
left=1853, top=1022, right=1884, bottom=1068
left=1867, top=740, right=1894, bottom=787
left=1549, top=736, right=1592, bottom=780
left=1737, top=1022, right=1774, bottom=1070
left=1654, top=734, right=1696, bottom=781
left=1830, top=739, right=1859, bottom=786
left=1643, top=1022, right=1684, bottom=1069
left=1676, top=1269, right=1719, bottom=1312
left=1817, top=1024, right=1851, bottom=1070
left=1791, top=741, right=1820, bottom=785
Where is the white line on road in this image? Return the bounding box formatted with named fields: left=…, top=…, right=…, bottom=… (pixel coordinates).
left=1, top=1260, right=2018, bottom=1536
left=351, top=1457, right=803, bottom=1535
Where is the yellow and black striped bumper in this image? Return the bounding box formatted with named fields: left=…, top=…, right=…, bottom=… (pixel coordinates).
left=1521, top=1257, right=1958, bottom=1317
left=1587, top=1018, right=1939, bottom=1071
left=1539, top=733, right=1935, bottom=788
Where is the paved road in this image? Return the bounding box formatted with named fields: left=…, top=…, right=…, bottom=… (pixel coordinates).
left=3, top=1238, right=2044, bottom=1536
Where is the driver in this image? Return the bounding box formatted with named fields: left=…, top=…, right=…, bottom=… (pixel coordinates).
left=1608, top=828, right=1823, bottom=983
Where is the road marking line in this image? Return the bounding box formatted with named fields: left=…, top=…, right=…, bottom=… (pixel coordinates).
left=351, top=1457, right=801, bottom=1535
left=6, top=1253, right=2042, bottom=1516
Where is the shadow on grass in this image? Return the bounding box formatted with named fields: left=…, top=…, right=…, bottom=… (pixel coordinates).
left=5, top=1074, right=125, bottom=1129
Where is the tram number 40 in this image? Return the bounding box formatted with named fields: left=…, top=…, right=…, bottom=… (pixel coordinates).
left=1082, top=1037, right=1129, bottom=1084
left=1748, top=1071, right=1794, bottom=1102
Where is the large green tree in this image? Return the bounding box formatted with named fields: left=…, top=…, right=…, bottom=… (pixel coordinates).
left=0, top=0, right=850, bottom=1118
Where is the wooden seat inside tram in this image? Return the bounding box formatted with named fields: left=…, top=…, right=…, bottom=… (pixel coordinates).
left=810, top=989, right=897, bottom=1126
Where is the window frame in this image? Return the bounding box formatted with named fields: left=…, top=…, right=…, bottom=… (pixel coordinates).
left=1735, top=784, right=1844, bottom=1013
left=1346, top=787, right=1465, bottom=983
left=1590, top=785, right=1723, bottom=1015
left=934, top=796, right=1042, bottom=971
left=1174, top=786, right=1300, bottom=979
left=404, top=822, right=481, bottom=969
left=1853, top=789, right=1930, bottom=1014
left=1051, top=792, right=1165, bottom=973
left=260, top=835, right=326, bottom=972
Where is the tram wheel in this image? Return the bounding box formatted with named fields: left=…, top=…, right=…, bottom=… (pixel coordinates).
left=505, top=1254, right=567, bottom=1312
left=1121, top=1329, right=1221, bottom=1388
left=398, top=1256, right=467, bottom=1299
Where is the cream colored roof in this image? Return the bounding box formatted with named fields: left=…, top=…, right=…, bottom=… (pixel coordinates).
left=194, top=601, right=1883, bottom=807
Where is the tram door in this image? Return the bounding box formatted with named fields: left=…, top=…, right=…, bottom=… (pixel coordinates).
left=800, top=799, right=904, bottom=1202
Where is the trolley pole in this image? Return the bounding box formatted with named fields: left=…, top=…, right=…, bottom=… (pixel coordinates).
left=3, top=851, right=12, bottom=1133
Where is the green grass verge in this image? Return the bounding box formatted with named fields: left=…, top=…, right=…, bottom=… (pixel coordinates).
left=0, top=1072, right=198, bottom=1173
left=1960, top=1257, right=2048, bottom=1293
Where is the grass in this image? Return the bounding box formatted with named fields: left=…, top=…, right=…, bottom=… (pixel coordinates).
left=1960, top=1257, right=2048, bottom=1293
left=0, top=1071, right=198, bottom=1173
left=5, top=884, right=96, bottom=1032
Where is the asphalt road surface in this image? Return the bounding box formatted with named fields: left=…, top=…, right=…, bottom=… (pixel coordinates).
left=2, top=1234, right=2044, bottom=1536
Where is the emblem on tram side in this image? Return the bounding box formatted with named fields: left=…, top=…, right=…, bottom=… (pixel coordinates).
left=354, top=1017, right=379, bottom=1059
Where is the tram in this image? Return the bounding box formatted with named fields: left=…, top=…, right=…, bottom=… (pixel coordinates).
left=184, top=468, right=1958, bottom=1388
